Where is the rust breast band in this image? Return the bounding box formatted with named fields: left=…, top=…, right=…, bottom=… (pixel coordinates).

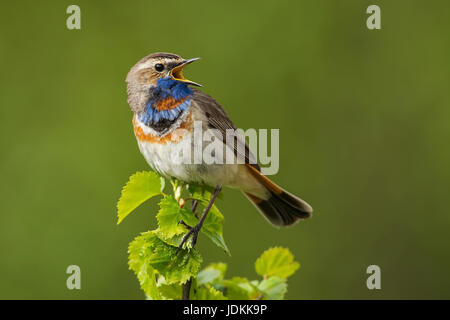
left=133, top=113, right=193, bottom=145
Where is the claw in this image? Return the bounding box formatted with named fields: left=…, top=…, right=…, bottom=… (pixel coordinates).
left=177, top=226, right=199, bottom=253
left=178, top=220, right=192, bottom=230
left=176, top=186, right=222, bottom=254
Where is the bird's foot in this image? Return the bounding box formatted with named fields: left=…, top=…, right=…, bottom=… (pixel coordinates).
left=176, top=185, right=222, bottom=253
left=177, top=224, right=200, bottom=253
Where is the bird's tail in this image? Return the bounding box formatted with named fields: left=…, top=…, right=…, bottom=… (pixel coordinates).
left=244, top=165, right=312, bottom=227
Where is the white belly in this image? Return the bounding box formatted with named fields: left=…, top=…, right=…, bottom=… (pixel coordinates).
left=136, top=132, right=238, bottom=185
left=134, top=116, right=267, bottom=198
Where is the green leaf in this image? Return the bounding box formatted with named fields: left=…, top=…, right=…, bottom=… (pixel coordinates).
left=255, top=247, right=299, bottom=279
left=128, top=232, right=161, bottom=299
left=117, top=171, right=165, bottom=224
left=158, top=283, right=182, bottom=300
left=221, top=277, right=259, bottom=300
left=197, top=269, right=221, bottom=286
left=154, top=196, right=198, bottom=249
left=196, top=262, right=227, bottom=292
left=258, top=276, right=287, bottom=300
left=156, top=196, right=198, bottom=239
left=154, top=230, right=191, bottom=249
left=155, top=198, right=229, bottom=255
left=206, top=262, right=227, bottom=279
left=193, top=285, right=227, bottom=300
left=146, top=232, right=203, bottom=284
left=157, top=277, right=182, bottom=300
left=201, top=205, right=230, bottom=255
left=128, top=230, right=202, bottom=299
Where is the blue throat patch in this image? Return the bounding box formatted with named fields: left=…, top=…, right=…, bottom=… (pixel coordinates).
left=139, top=78, right=193, bottom=126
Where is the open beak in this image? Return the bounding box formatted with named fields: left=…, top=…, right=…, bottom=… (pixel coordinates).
left=170, top=57, right=202, bottom=87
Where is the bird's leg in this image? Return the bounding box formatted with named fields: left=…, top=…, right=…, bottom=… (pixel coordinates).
left=177, top=186, right=222, bottom=252
left=191, top=199, right=199, bottom=218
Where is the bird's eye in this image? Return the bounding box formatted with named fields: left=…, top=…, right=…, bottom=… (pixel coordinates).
left=154, top=63, right=164, bottom=72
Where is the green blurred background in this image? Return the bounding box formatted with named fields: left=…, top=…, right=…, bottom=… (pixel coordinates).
left=1, top=0, right=449, bottom=299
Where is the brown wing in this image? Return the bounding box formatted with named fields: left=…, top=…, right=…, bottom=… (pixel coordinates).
left=192, top=89, right=261, bottom=171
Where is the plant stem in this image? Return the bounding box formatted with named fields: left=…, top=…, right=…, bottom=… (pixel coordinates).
left=182, top=279, right=192, bottom=300
left=181, top=185, right=222, bottom=300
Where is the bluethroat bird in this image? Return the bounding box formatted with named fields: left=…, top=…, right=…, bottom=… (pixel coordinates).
left=126, top=53, right=312, bottom=247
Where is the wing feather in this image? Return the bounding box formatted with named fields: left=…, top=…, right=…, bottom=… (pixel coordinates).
left=192, top=89, right=260, bottom=171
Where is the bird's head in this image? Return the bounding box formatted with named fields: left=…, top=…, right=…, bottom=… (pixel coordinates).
left=126, top=52, right=201, bottom=113
left=126, top=52, right=201, bottom=88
